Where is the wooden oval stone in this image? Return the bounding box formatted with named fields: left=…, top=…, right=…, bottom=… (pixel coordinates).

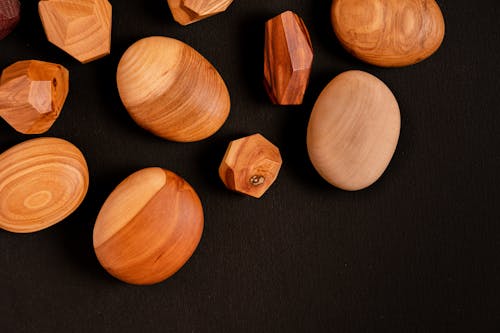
left=0, top=137, right=89, bottom=233
left=93, top=167, right=204, bottom=285
left=331, top=0, right=445, bottom=67
left=307, top=70, right=400, bottom=190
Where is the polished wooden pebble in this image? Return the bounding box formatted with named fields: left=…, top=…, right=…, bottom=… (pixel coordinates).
left=264, top=11, right=313, bottom=105
left=331, top=0, right=445, bottom=67
left=117, top=36, right=230, bottom=142
left=307, top=71, right=400, bottom=190
left=219, top=134, right=282, bottom=198
left=0, top=60, right=69, bottom=134
left=0, top=138, right=89, bottom=233
left=167, top=0, right=234, bottom=25
left=0, top=0, right=20, bottom=40
left=93, top=168, right=204, bottom=285
left=39, top=0, right=112, bottom=63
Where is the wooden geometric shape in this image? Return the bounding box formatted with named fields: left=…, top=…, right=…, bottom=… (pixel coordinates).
left=0, top=137, right=89, bottom=233
left=219, top=134, right=282, bottom=198
left=0, top=0, right=20, bottom=40
left=93, top=168, right=204, bottom=285
left=166, top=0, right=234, bottom=25
left=39, top=0, right=112, bottom=63
left=331, top=0, right=445, bottom=67
left=0, top=60, right=69, bottom=134
left=264, top=11, right=313, bottom=105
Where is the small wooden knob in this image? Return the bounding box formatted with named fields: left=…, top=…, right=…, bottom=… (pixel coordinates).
left=264, top=11, right=313, bottom=105
left=0, top=137, right=89, bottom=233
left=166, top=0, right=234, bottom=25
left=38, top=0, right=112, bottom=63
left=117, top=36, right=230, bottom=142
left=219, top=134, right=282, bottom=198
left=93, top=168, right=204, bottom=285
left=0, top=60, right=69, bottom=134
left=0, top=0, right=20, bottom=40
left=331, top=0, right=445, bottom=67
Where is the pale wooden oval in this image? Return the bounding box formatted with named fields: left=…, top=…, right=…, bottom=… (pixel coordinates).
left=93, top=167, right=204, bottom=285
left=307, top=70, right=400, bottom=190
left=116, top=36, right=230, bottom=142
left=0, top=137, right=89, bottom=232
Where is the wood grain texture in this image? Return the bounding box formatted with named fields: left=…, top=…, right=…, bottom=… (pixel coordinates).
left=331, top=0, right=445, bottom=67
left=264, top=11, right=313, bottom=105
left=93, top=167, right=204, bottom=285
left=0, top=60, right=69, bottom=134
left=117, top=36, right=230, bottom=142
left=38, top=0, right=112, bottom=63
left=307, top=70, right=400, bottom=191
left=166, top=0, right=234, bottom=25
left=0, top=137, right=89, bottom=233
left=0, top=0, right=20, bottom=40
left=219, top=134, right=282, bottom=198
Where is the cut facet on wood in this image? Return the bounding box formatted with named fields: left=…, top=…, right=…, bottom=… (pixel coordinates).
left=0, top=0, right=20, bottom=40
left=166, top=0, right=234, bottom=25
left=38, top=0, right=112, bottom=63
left=264, top=11, right=313, bottom=105
left=0, top=60, right=69, bottom=134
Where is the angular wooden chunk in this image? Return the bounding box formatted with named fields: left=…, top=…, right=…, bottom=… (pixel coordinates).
left=166, top=0, right=234, bottom=25
left=38, top=0, right=112, bottom=63
left=219, top=134, right=282, bottom=198
left=0, top=0, right=20, bottom=40
left=264, top=11, right=313, bottom=105
left=0, top=60, right=69, bottom=134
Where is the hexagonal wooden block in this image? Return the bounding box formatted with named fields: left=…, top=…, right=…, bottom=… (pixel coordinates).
left=166, top=0, right=234, bottom=25
left=0, top=0, right=20, bottom=40
left=39, top=0, right=112, bottom=63
left=0, top=60, right=69, bottom=134
left=219, top=134, right=282, bottom=198
left=264, top=11, right=313, bottom=105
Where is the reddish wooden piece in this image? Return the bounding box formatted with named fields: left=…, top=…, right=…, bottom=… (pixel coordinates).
left=0, top=0, right=20, bottom=40
left=264, top=11, right=313, bottom=105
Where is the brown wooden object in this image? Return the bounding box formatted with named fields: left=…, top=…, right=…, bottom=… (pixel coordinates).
left=0, top=0, right=20, bottom=40
left=331, top=0, right=445, bottom=67
left=39, top=0, right=112, bottom=63
left=93, top=167, right=204, bottom=285
left=0, top=60, right=69, bottom=134
left=264, top=11, right=313, bottom=105
left=117, top=36, right=230, bottom=142
left=0, top=137, right=89, bottom=233
left=307, top=71, right=400, bottom=191
left=166, top=0, right=234, bottom=25
left=219, top=134, right=282, bottom=198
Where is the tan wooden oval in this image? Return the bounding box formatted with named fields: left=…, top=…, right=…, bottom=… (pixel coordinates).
left=331, top=0, right=445, bottom=67
left=93, top=167, right=204, bottom=285
left=116, top=36, right=231, bottom=142
left=307, top=70, right=400, bottom=190
left=0, top=137, right=89, bottom=233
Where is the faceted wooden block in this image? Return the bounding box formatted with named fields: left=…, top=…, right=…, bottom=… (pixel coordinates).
left=39, top=0, right=112, bottom=63
left=219, top=134, right=282, bottom=198
left=0, top=0, right=20, bottom=40
left=264, top=11, right=313, bottom=105
left=166, top=0, right=234, bottom=25
left=0, top=60, right=69, bottom=134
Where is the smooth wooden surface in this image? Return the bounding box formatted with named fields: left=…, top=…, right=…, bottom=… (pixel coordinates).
left=167, top=0, right=234, bottom=25
left=93, top=167, right=204, bottom=285
left=331, top=0, right=445, bottom=67
left=38, top=0, right=112, bottom=63
left=307, top=70, right=400, bottom=190
left=117, top=36, right=230, bottom=142
left=0, top=0, right=20, bottom=40
left=219, top=134, right=282, bottom=198
left=0, top=137, right=89, bottom=233
left=264, top=10, right=313, bottom=105
left=0, top=60, right=69, bottom=134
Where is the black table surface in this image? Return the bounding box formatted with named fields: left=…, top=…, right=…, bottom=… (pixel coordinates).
left=1, top=0, right=499, bottom=332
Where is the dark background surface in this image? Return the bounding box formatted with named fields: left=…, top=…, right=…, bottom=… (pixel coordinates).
left=1, top=0, right=499, bottom=332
